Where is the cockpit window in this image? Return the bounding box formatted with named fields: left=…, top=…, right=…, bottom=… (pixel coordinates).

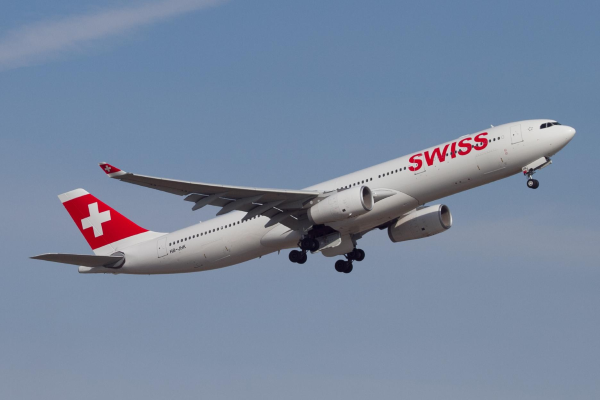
left=540, top=121, right=561, bottom=129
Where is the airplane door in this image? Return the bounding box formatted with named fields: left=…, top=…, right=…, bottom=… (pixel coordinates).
left=157, top=236, right=168, bottom=258
left=510, top=124, right=523, bottom=144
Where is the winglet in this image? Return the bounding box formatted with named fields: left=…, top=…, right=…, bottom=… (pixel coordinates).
left=99, top=162, right=126, bottom=178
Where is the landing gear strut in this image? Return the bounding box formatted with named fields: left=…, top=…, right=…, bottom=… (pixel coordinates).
left=525, top=169, right=540, bottom=189
left=334, top=248, right=366, bottom=274
left=524, top=168, right=540, bottom=189
left=522, top=157, right=552, bottom=190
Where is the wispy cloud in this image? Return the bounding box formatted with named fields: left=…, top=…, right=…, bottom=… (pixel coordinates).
left=0, top=0, right=227, bottom=71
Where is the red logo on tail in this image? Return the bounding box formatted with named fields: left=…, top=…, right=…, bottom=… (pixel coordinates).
left=60, top=190, right=147, bottom=250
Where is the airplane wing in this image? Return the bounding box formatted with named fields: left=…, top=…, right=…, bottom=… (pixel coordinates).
left=99, top=162, right=321, bottom=228
left=31, top=253, right=125, bottom=268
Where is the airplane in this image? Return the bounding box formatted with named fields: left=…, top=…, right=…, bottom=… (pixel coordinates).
left=32, top=119, right=575, bottom=274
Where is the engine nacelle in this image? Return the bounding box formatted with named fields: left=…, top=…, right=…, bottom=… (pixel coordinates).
left=388, top=204, right=452, bottom=243
left=308, top=186, right=373, bottom=225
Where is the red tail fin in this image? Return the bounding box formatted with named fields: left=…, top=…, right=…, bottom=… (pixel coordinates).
left=58, top=189, right=148, bottom=251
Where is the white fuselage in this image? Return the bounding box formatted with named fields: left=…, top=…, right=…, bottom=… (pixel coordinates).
left=83, top=120, right=575, bottom=274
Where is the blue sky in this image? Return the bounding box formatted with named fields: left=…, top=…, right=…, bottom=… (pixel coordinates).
left=1, top=1, right=599, bottom=399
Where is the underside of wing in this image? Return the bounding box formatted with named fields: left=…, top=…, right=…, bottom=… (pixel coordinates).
left=99, top=162, right=322, bottom=229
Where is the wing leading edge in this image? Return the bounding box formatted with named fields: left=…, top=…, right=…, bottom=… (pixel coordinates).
left=99, top=162, right=321, bottom=228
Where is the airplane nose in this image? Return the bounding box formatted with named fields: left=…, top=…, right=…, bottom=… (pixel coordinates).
left=565, top=126, right=576, bottom=141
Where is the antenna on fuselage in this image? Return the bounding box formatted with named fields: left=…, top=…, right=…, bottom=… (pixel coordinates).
left=491, top=124, right=494, bottom=128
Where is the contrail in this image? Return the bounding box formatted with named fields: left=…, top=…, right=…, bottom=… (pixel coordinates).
left=0, top=0, right=227, bottom=71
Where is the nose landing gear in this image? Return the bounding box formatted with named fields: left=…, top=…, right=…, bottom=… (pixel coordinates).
left=527, top=178, right=540, bottom=189
left=522, top=157, right=552, bottom=190
left=524, top=169, right=540, bottom=189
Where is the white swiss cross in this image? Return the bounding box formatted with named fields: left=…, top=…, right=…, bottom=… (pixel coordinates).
left=104, top=165, right=112, bottom=172
left=81, top=202, right=111, bottom=237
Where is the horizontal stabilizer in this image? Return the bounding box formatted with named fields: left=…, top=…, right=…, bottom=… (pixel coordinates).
left=31, top=253, right=125, bottom=268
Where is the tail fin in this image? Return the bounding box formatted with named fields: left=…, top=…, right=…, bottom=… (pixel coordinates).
left=59, top=189, right=151, bottom=254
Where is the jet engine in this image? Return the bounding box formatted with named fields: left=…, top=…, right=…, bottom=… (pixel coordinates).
left=388, top=204, right=452, bottom=243
left=308, top=186, right=373, bottom=225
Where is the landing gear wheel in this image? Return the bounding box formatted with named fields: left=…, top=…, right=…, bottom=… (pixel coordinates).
left=289, top=250, right=302, bottom=263
left=297, top=252, right=308, bottom=264
left=527, top=179, right=539, bottom=189
left=344, top=262, right=353, bottom=274
left=309, top=239, right=319, bottom=252
left=300, top=238, right=320, bottom=252
left=353, top=249, right=365, bottom=262
left=335, top=260, right=353, bottom=273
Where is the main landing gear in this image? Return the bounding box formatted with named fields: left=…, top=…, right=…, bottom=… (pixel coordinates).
left=288, top=237, right=319, bottom=265
left=288, top=236, right=366, bottom=274
left=334, top=248, right=366, bottom=274
left=300, top=237, right=320, bottom=252
left=289, top=250, right=307, bottom=264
